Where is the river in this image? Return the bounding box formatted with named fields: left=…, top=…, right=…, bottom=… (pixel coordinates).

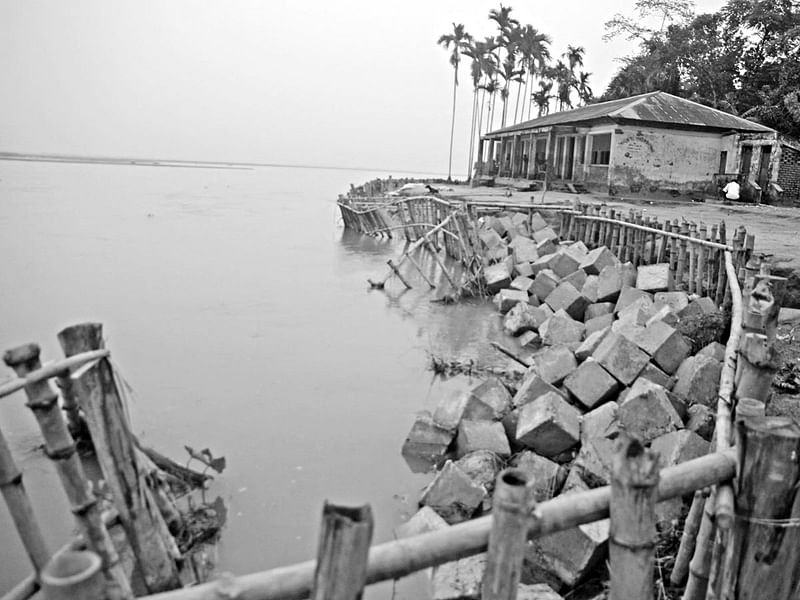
left=0, top=160, right=512, bottom=597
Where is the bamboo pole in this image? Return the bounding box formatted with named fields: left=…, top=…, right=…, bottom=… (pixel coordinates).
left=40, top=549, right=105, bottom=600
left=609, top=437, right=660, bottom=600
left=482, top=469, right=536, bottom=600
left=688, top=223, right=697, bottom=294
left=682, top=488, right=717, bottom=600
left=670, top=491, right=705, bottom=585
left=0, top=350, right=110, bottom=400
left=404, top=252, right=436, bottom=289
left=139, top=449, right=737, bottom=600
left=713, top=418, right=800, bottom=599
left=0, top=425, right=51, bottom=578
left=58, top=324, right=182, bottom=594
left=715, top=221, right=728, bottom=306
left=2, top=344, right=132, bottom=600
left=696, top=223, right=707, bottom=296
left=311, top=503, right=373, bottom=600
left=676, top=222, right=690, bottom=290
left=386, top=259, right=412, bottom=289
left=572, top=215, right=732, bottom=251
left=423, top=240, right=458, bottom=290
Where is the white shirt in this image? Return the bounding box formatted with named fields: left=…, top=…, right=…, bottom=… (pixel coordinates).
left=723, top=181, right=740, bottom=200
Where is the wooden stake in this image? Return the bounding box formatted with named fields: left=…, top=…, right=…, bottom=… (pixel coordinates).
left=58, top=324, right=182, bottom=594
left=40, top=550, right=105, bottom=600
left=3, top=344, right=132, bottom=600
left=311, top=503, right=373, bottom=600
left=670, top=491, right=705, bottom=585
left=0, top=425, right=51, bottom=578
left=715, top=221, right=728, bottom=306
left=713, top=418, right=800, bottom=599
left=609, top=437, right=660, bottom=600
left=482, top=469, right=536, bottom=600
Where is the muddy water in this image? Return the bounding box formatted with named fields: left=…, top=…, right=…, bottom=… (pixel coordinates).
left=0, top=161, right=514, bottom=597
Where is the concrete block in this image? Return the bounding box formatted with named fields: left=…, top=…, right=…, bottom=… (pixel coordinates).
left=486, top=244, right=510, bottom=264
left=545, top=282, right=589, bottom=320
left=485, top=262, right=512, bottom=293
left=518, top=330, right=541, bottom=348
left=504, top=302, right=543, bottom=336
left=539, top=310, right=585, bottom=346
left=549, top=251, right=581, bottom=279
left=532, top=269, right=561, bottom=302
left=433, top=391, right=469, bottom=432
left=561, top=269, right=587, bottom=291
left=512, top=236, right=540, bottom=264
left=617, top=378, right=683, bottom=442
left=419, top=460, right=487, bottom=524
left=401, top=411, right=455, bottom=473
left=581, top=275, right=599, bottom=303
left=455, top=449, right=503, bottom=493
left=536, top=238, right=558, bottom=256
left=533, top=227, right=559, bottom=244
left=530, top=212, right=549, bottom=232
left=511, top=275, right=535, bottom=295
left=463, top=377, right=513, bottom=421
left=525, top=518, right=609, bottom=588
left=679, top=296, right=718, bottom=318
left=579, top=246, right=618, bottom=275
left=456, top=420, right=511, bottom=458
left=531, top=253, right=558, bottom=276
left=580, top=401, right=620, bottom=444
left=636, top=262, right=672, bottom=292
left=687, top=404, right=715, bottom=440
left=575, top=327, right=611, bottom=362
left=559, top=468, right=591, bottom=495
left=495, top=289, right=531, bottom=314
left=672, top=355, right=722, bottom=407
left=515, top=262, right=535, bottom=278
left=621, top=261, right=638, bottom=287
left=654, top=290, right=690, bottom=314
left=479, top=227, right=504, bottom=249
left=592, top=331, right=650, bottom=385
left=596, top=264, right=623, bottom=302
left=563, top=358, right=620, bottom=410
left=631, top=320, right=692, bottom=374
left=517, top=583, right=564, bottom=600
left=614, top=286, right=654, bottom=314
left=534, top=345, right=577, bottom=385
left=513, top=374, right=567, bottom=409
left=639, top=362, right=675, bottom=390
left=395, top=505, right=449, bottom=539
left=511, top=451, right=567, bottom=502
left=584, top=302, right=615, bottom=320
left=571, top=436, right=617, bottom=487
left=650, top=430, right=710, bottom=522
left=584, top=313, right=614, bottom=338
left=516, top=391, right=581, bottom=457
left=431, top=553, right=486, bottom=600
left=646, top=304, right=680, bottom=327
left=697, top=341, right=726, bottom=362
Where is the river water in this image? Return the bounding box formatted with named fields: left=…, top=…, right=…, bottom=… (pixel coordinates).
left=0, top=161, right=512, bottom=597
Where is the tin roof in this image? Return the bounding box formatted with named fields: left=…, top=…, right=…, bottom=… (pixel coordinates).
left=485, top=91, right=774, bottom=136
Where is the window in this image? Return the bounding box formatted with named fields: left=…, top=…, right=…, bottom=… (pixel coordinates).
left=590, top=133, right=611, bottom=165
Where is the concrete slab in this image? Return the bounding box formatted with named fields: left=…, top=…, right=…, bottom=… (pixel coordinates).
left=563, top=358, right=620, bottom=410
left=419, top=460, right=487, bottom=524
left=636, top=263, right=672, bottom=292
left=592, top=331, right=651, bottom=385
left=539, top=310, right=586, bottom=346
left=617, top=378, right=683, bottom=442
left=516, top=391, right=581, bottom=457
left=402, top=410, right=455, bottom=473
left=545, top=282, right=589, bottom=320
left=672, top=354, right=722, bottom=407
left=534, top=345, right=578, bottom=385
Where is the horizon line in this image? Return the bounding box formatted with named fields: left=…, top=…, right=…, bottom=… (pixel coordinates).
left=0, top=151, right=457, bottom=178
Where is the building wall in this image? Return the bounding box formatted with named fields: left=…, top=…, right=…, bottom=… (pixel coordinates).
left=608, top=126, right=735, bottom=195
left=777, top=144, right=800, bottom=199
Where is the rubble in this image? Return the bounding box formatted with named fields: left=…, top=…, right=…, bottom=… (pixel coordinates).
left=516, top=391, right=581, bottom=457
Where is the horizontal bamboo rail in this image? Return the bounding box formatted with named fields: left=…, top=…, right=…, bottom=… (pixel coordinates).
left=0, top=350, right=110, bottom=400
left=140, top=449, right=736, bottom=600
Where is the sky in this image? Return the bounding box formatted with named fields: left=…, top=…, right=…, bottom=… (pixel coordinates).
left=0, top=0, right=727, bottom=177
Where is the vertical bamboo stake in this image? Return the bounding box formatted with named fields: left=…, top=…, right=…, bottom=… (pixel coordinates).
left=676, top=222, right=689, bottom=291
left=0, top=425, right=51, bottom=578
left=713, top=418, right=800, bottom=599
left=687, top=223, right=697, bottom=294
left=610, top=215, right=621, bottom=255
left=606, top=209, right=616, bottom=248
left=715, top=221, right=728, bottom=307
left=682, top=487, right=717, bottom=600
left=670, top=491, right=705, bottom=585
left=311, top=503, right=373, bottom=600
left=41, top=550, right=105, bottom=600
left=482, top=469, right=536, bottom=600
left=696, top=223, right=707, bottom=296
left=58, top=324, right=182, bottom=594
left=3, top=344, right=132, bottom=600
left=609, top=437, right=660, bottom=600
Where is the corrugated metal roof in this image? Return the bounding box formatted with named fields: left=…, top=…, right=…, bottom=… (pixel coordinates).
left=486, top=91, right=774, bottom=136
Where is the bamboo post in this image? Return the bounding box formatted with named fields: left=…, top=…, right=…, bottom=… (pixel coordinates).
left=609, top=437, right=660, bottom=600
left=670, top=491, right=705, bottom=585
left=687, top=223, right=697, bottom=294
left=713, top=417, right=800, bottom=599
left=481, top=469, right=536, bottom=600
left=58, top=324, right=182, bottom=593
left=696, top=223, right=707, bottom=296
left=610, top=215, right=621, bottom=255
left=41, top=550, right=105, bottom=600
left=311, top=503, right=373, bottom=600
left=648, top=218, right=658, bottom=264
left=0, top=425, right=51, bottom=579
left=606, top=209, right=616, bottom=248
left=387, top=259, right=412, bottom=289
left=405, top=252, right=436, bottom=289
left=423, top=240, right=457, bottom=290
left=715, top=221, right=728, bottom=306
left=682, top=488, right=717, bottom=600
left=676, top=222, right=689, bottom=290
left=2, top=344, right=132, bottom=600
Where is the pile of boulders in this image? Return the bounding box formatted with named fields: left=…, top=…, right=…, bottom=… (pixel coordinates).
left=399, top=212, right=727, bottom=600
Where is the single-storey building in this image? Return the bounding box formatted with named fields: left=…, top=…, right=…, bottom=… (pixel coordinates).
left=475, top=91, right=800, bottom=203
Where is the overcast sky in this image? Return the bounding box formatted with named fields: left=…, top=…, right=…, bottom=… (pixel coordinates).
left=1, top=0, right=726, bottom=176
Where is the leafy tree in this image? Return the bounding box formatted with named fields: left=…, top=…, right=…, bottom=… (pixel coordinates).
left=438, top=23, right=472, bottom=181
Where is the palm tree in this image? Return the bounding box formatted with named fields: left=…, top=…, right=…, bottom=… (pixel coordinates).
left=548, top=60, right=574, bottom=111
left=488, top=4, right=520, bottom=127
left=438, top=23, right=472, bottom=181
left=516, top=25, right=552, bottom=123
left=532, top=80, right=553, bottom=116
left=497, top=52, right=524, bottom=127
left=574, top=71, right=593, bottom=106
left=463, top=37, right=497, bottom=181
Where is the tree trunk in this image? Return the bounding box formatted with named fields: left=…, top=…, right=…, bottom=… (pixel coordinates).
left=447, top=69, right=457, bottom=182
